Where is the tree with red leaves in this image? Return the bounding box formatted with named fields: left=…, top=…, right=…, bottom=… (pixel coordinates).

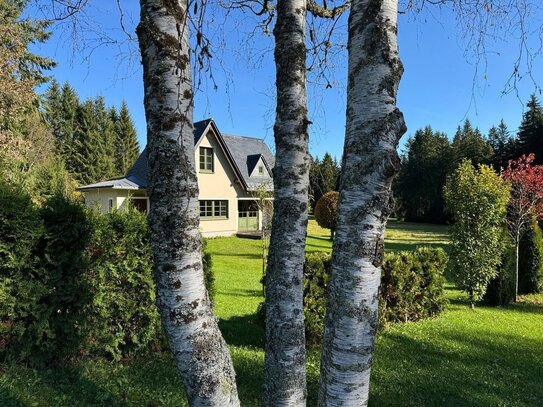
left=503, top=154, right=543, bottom=301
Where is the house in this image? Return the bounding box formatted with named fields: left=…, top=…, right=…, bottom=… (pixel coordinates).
left=78, top=119, right=274, bottom=237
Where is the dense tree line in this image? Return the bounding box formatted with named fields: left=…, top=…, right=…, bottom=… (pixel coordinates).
left=309, top=152, right=340, bottom=210
left=43, top=80, right=140, bottom=185
left=395, top=95, right=543, bottom=224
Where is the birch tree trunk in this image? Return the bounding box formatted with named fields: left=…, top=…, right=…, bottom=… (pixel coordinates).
left=318, top=0, right=406, bottom=405
left=137, top=2, right=239, bottom=405
left=263, top=0, right=309, bottom=404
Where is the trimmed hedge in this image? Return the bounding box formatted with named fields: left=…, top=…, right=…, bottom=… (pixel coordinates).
left=0, top=193, right=215, bottom=363
left=302, top=247, right=448, bottom=344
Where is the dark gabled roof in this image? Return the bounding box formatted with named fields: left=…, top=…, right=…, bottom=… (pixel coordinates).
left=78, top=119, right=274, bottom=192
left=221, top=134, right=274, bottom=191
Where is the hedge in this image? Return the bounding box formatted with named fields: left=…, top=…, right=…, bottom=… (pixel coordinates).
left=519, top=221, right=543, bottom=294
left=302, top=247, right=448, bottom=344
left=0, top=193, right=215, bottom=363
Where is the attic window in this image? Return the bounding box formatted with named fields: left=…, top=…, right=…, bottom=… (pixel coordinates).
left=199, top=147, right=214, bottom=172
left=258, top=165, right=264, bottom=175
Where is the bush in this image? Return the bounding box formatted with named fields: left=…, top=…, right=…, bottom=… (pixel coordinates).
left=0, top=194, right=217, bottom=362
left=86, top=209, right=159, bottom=360
left=314, top=191, right=339, bottom=239
left=518, top=221, right=543, bottom=294
left=37, top=195, right=92, bottom=361
left=301, top=247, right=448, bottom=343
left=0, top=183, right=43, bottom=361
left=484, top=239, right=516, bottom=306
left=303, top=252, right=331, bottom=344
left=379, top=247, right=448, bottom=325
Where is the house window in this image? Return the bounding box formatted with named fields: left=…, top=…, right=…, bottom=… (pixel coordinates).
left=108, top=198, right=114, bottom=211
left=199, top=147, right=214, bottom=172
left=258, top=165, right=264, bottom=175
left=130, top=197, right=149, bottom=214
left=200, top=200, right=228, bottom=219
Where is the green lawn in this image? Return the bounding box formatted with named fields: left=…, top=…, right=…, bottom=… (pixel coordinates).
left=1, top=221, right=542, bottom=406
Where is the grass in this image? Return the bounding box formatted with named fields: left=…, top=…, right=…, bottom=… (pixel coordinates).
left=1, top=220, right=542, bottom=406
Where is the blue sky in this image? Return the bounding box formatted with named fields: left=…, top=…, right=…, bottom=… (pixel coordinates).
left=32, top=2, right=543, bottom=160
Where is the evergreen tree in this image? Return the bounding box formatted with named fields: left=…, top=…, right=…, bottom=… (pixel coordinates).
left=395, top=126, right=452, bottom=223
left=488, top=120, right=513, bottom=171
left=115, top=101, right=140, bottom=175
left=517, top=94, right=543, bottom=164
left=452, top=119, right=493, bottom=167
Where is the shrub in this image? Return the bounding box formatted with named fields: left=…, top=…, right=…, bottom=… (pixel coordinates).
left=314, top=191, right=339, bottom=239
left=484, top=238, right=516, bottom=306
left=0, top=182, right=43, bottom=360
left=86, top=209, right=159, bottom=360
left=303, top=252, right=331, bottom=344
left=379, top=247, right=448, bottom=325
left=301, top=248, right=448, bottom=344
left=518, top=221, right=543, bottom=294
left=444, top=161, right=509, bottom=307
left=37, top=195, right=92, bottom=361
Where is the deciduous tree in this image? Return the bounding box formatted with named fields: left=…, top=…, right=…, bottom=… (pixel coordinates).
left=503, top=153, right=543, bottom=301
left=137, top=1, right=239, bottom=405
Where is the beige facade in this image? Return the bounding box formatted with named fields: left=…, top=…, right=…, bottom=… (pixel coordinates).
left=80, top=120, right=273, bottom=238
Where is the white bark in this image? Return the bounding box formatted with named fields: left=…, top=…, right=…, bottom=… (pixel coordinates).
left=263, top=0, right=309, bottom=405
left=318, top=0, right=406, bottom=405
left=137, top=1, right=239, bottom=405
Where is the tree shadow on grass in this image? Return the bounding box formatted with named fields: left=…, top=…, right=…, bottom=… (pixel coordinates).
left=370, top=328, right=543, bottom=406
left=219, top=313, right=265, bottom=349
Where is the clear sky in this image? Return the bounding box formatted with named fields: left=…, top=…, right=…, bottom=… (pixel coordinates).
left=31, top=2, right=543, bottom=160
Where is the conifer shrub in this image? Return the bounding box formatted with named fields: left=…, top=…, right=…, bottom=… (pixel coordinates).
left=86, top=209, right=159, bottom=360
left=302, top=247, right=448, bottom=343
left=0, top=183, right=43, bottom=360
left=0, top=196, right=216, bottom=362
left=483, top=242, right=516, bottom=306
left=518, top=221, right=543, bottom=294
left=379, top=247, right=448, bottom=325
left=37, top=195, right=92, bottom=361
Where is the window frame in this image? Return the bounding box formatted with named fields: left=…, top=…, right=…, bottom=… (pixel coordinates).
left=199, top=200, right=228, bottom=220
left=199, top=146, right=214, bottom=173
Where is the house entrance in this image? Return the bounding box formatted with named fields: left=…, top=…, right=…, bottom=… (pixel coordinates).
left=238, top=200, right=259, bottom=231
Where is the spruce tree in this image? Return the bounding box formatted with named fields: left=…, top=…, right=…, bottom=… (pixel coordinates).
left=488, top=119, right=512, bottom=171
left=517, top=94, right=543, bottom=164
left=115, top=101, right=140, bottom=175
left=452, top=119, right=493, bottom=167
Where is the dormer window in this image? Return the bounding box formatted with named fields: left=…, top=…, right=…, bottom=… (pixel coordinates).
left=258, top=165, right=264, bottom=175
left=199, top=147, right=214, bottom=172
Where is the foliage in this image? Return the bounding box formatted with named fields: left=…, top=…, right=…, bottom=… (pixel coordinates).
left=444, top=161, right=510, bottom=307
left=516, top=94, right=543, bottom=165
left=0, top=190, right=218, bottom=362
left=0, top=182, right=43, bottom=360
left=43, top=83, right=140, bottom=185
left=309, top=153, right=339, bottom=209
left=301, top=248, right=447, bottom=343
left=488, top=120, right=515, bottom=171
left=451, top=119, right=493, bottom=167
left=201, top=238, right=216, bottom=303
left=379, top=247, right=448, bottom=325
left=483, top=231, right=516, bottom=306
left=396, top=126, right=452, bottom=223
left=314, top=191, right=339, bottom=239
left=518, top=221, right=543, bottom=294
left=115, top=101, right=140, bottom=175
left=86, top=209, right=159, bottom=360
left=302, top=252, right=331, bottom=344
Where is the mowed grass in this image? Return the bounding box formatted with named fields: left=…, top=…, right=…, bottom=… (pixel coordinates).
left=1, top=221, right=542, bottom=406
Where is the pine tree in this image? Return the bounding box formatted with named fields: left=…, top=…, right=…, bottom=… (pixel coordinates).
left=93, top=96, right=117, bottom=180
left=517, top=94, right=543, bottom=164
left=115, top=101, right=140, bottom=175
